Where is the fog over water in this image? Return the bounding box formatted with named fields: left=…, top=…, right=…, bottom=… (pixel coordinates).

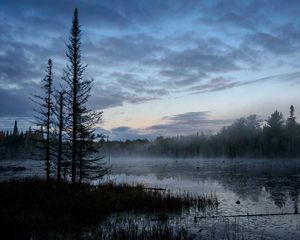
left=109, top=157, right=300, bottom=239
left=2, top=157, right=300, bottom=239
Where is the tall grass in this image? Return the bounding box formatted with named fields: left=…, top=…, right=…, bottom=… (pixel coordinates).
left=0, top=178, right=218, bottom=239
left=86, top=219, right=192, bottom=240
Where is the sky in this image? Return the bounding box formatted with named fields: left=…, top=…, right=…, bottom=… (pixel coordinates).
left=1, top=0, right=300, bottom=140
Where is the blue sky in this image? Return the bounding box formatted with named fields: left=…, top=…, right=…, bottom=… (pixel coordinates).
left=1, top=0, right=300, bottom=140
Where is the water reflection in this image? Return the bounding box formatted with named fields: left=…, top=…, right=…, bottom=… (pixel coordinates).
left=107, top=158, right=300, bottom=214
left=1, top=157, right=300, bottom=212
left=108, top=157, right=300, bottom=239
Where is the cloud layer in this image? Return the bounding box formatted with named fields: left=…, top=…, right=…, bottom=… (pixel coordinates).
left=1, top=0, right=300, bottom=138
left=106, top=111, right=233, bottom=140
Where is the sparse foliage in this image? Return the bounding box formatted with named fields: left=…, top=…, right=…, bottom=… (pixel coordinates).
left=32, top=59, right=54, bottom=181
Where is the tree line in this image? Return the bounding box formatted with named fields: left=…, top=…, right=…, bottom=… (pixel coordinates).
left=0, top=121, right=41, bottom=159
left=2, top=106, right=300, bottom=160
left=102, top=106, right=300, bottom=158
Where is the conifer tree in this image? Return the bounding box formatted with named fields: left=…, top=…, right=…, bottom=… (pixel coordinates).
left=287, top=105, right=297, bottom=157
left=63, top=9, right=106, bottom=184
left=13, top=120, right=19, bottom=136
left=33, top=59, right=54, bottom=181
left=53, top=90, right=67, bottom=182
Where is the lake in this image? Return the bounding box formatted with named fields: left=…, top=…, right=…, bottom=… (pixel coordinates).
left=1, top=157, right=300, bottom=239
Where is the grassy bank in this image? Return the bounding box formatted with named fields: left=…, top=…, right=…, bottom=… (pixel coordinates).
left=0, top=178, right=218, bottom=239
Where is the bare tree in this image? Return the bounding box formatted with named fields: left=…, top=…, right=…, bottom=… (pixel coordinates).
left=32, top=59, right=54, bottom=181
left=52, top=90, right=66, bottom=182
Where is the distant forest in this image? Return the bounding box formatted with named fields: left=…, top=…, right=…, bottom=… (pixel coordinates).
left=1, top=106, right=300, bottom=159
left=103, top=106, right=300, bottom=158
left=0, top=121, right=40, bottom=159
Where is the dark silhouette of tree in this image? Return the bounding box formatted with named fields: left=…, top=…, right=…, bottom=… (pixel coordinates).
left=63, top=9, right=105, bottom=184
left=216, top=115, right=262, bottom=157
left=53, top=90, right=66, bottom=183
left=286, top=105, right=297, bottom=157
left=0, top=131, right=5, bottom=141
left=32, top=59, right=54, bottom=181
left=263, top=110, right=285, bottom=157
left=287, top=105, right=296, bottom=125
left=266, top=110, right=284, bottom=129
left=11, top=120, right=19, bottom=157
left=13, top=120, right=19, bottom=136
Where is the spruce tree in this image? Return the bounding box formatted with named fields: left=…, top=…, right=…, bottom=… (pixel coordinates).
left=63, top=8, right=105, bottom=184
left=287, top=105, right=297, bottom=157
left=13, top=120, right=19, bottom=136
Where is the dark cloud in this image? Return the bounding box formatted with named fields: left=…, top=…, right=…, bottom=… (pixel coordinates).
left=159, top=68, right=208, bottom=87
left=100, top=0, right=201, bottom=25
left=0, top=32, right=66, bottom=90
left=111, top=126, right=131, bottom=132
left=163, top=111, right=211, bottom=124
left=189, top=77, right=238, bottom=93
left=146, top=37, right=257, bottom=86
left=198, top=6, right=257, bottom=31
left=110, top=126, right=152, bottom=140
left=104, top=111, right=234, bottom=140
left=89, top=84, right=157, bottom=110
left=109, top=0, right=300, bottom=31
left=147, top=111, right=233, bottom=136
left=196, top=0, right=300, bottom=33
left=190, top=71, right=300, bottom=94
left=87, top=34, right=164, bottom=65
left=247, top=32, right=295, bottom=55
left=243, top=23, right=300, bottom=56
left=0, top=42, right=41, bottom=85
left=1, top=0, right=133, bottom=30
left=109, top=72, right=169, bottom=96
left=0, top=88, right=35, bottom=117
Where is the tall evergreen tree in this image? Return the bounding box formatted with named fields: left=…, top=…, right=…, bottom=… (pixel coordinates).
left=63, top=9, right=105, bottom=184
left=287, top=105, right=297, bottom=157
left=266, top=110, right=284, bottom=130
left=13, top=120, right=19, bottom=136
left=287, top=105, right=296, bottom=127
left=264, top=110, right=285, bottom=157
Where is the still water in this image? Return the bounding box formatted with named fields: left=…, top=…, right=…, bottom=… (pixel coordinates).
left=1, top=157, right=300, bottom=239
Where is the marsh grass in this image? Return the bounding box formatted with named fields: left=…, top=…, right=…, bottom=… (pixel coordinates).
left=2, top=219, right=193, bottom=240
left=0, top=178, right=218, bottom=239
left=85, top=219, right=192, bottom=240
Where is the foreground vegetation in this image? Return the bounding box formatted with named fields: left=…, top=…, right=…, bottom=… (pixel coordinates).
left=0, top=178, right=218, bottom=239
left=10, top=219, right=193, bottom=240
left=78, top=219, right=192, bottom=240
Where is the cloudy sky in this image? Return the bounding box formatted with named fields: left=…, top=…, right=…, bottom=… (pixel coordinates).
left=1, top=0, right=300, bottom=140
